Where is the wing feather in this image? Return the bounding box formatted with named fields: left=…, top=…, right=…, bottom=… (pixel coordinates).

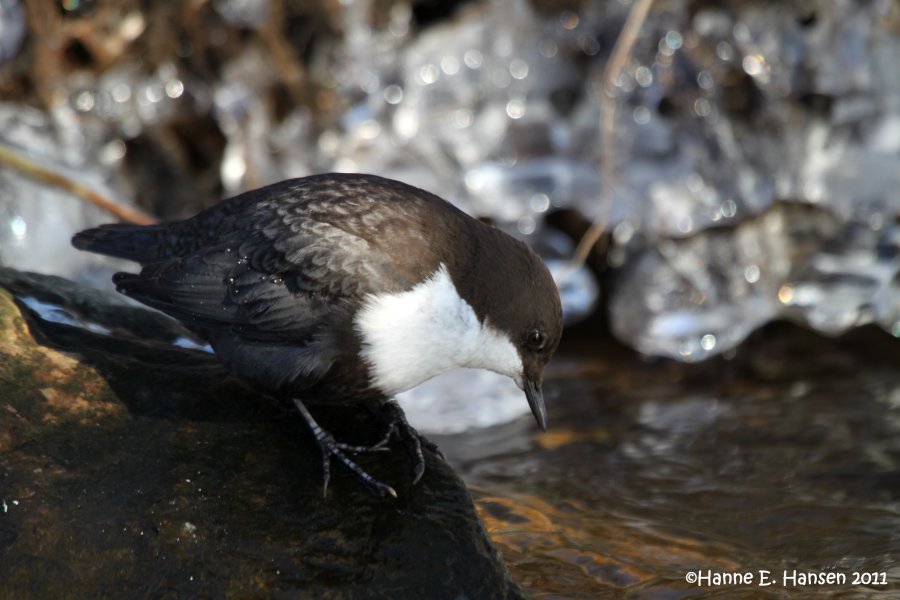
left=106, top=174, right=462, bottom=389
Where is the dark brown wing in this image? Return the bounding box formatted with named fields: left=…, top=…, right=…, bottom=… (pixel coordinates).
left=108, top=174, right=460, bottom=389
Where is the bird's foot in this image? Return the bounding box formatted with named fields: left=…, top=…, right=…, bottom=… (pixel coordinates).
left=373, top=400, right=445, bottom=485
left=292, top=399, right=397, bottom=498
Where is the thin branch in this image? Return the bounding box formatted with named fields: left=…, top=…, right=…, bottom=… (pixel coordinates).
left=570, top=0, right=654, bottom=269
left=0, top=142, right=157, bottom=225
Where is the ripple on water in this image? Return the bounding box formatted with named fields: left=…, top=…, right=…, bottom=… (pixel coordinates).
left=439, top=331, right=900, bottom=598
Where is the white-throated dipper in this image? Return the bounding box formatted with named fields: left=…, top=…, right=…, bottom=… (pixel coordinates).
left=73, top=173, right=563, bottom=496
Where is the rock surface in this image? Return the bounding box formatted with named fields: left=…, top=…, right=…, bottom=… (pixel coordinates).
left=0, top=268, right=524, bottom=599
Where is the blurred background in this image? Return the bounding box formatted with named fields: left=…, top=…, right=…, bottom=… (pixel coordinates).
left=3, top=0, right=899, bottom=365
left=3, top=0, right=900, bottom=596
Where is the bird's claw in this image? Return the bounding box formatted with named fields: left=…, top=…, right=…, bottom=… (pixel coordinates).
left=292, top=398, right=397, bottom=498
left=375, top=400, right=445, bottom=484
left=317, top=432, right=398, bottom=498
left=292, top=397, right=444, bottom=496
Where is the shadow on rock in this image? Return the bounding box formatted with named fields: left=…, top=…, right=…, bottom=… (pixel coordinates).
left=0, top=268, right=524, bottom=599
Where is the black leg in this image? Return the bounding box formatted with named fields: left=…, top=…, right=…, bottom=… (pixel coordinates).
left=292, top=398, right=397, bottom=498
left=373, top=400, right=444, bottom=485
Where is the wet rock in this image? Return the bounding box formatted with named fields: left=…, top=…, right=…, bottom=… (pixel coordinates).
left=0, top=268, right=524, bottom=599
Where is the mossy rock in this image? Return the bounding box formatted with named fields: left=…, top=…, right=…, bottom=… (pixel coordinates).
left=0, top=269, right=523, bottom=600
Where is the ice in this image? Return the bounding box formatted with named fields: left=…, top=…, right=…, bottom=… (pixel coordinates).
left=462, top=158, right=602, bottom=223
left=1, top=0, right=900, bottom=430
left=547, top=260, right=599, bottom=326
left=17, top=296, right=111, bottom=336
left=0, top=0, right=24, bottom=62
left=595, top=0, right=900, bottom=354
left=396, top=368, right=528, bottom=434
left=0, top=106, right=135, bottom=287
left=68, top=61, right=206, bottom=135
left=214, top=0, right=269, bottom=27
left=611, top=204, right=840, bottom=360
left=782, top=222, right=900, bottom=335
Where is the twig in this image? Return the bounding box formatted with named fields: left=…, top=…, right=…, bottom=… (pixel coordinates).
left=0, top=142, right=158, bottom=225
left=570, top=0, right=654, bottom=269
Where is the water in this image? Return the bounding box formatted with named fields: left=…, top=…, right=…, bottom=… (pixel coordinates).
left=436, top=329, right=900, bottom=598
left=5, top=270, right=900, bottom=597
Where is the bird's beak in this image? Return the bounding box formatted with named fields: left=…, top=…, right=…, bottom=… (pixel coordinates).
left=524, top=378, right=548, bottom=431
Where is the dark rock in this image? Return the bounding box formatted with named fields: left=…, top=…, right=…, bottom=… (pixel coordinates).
left=0, top=268, right=524, bottom=599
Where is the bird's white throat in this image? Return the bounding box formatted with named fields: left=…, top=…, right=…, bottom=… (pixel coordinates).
left=355, top=264, right=523, bottom=396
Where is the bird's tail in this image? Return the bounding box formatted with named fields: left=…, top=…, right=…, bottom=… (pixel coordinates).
left=72, top=223, right=166, bottom=264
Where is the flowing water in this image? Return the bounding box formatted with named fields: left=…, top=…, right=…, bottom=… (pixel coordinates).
left=4, top=272, right=900, bottom=598
left=436, top=328, right=900, bottom=599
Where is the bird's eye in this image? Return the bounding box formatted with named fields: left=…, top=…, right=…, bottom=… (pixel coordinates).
left=526, top=329, right=546, bottom=351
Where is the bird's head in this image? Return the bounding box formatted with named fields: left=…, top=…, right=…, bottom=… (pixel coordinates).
left=464, top=239, right=563, bottom=431
left=355, top=235, right=562, bottom=431
left=513, top=322, right=560, bottom=431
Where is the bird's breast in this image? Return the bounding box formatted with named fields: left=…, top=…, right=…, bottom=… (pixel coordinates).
left=353, top=264, right=522, bottom=396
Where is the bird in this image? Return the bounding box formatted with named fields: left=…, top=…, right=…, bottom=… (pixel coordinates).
left=72, top=173, right=563, bottom=497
